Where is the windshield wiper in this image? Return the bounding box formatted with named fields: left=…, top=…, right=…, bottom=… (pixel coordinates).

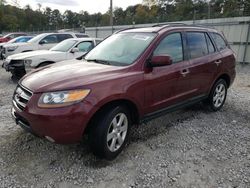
left=86, top=59, right=111, bottom=65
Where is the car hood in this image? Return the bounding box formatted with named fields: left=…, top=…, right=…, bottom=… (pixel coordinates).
left=4, top=42, right=30, bottom=48
left=7, top=50, right=63, bottom=60
left=0, top=42, right=7, bottom=47
left=0, top=38, right=6, bottom=42
left=21, top=60, right=127, bottom=93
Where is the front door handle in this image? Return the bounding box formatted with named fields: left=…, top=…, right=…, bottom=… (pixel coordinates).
left=181, top=69, right=190, bottom=77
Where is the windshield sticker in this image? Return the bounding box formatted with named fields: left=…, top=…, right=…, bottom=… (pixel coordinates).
left=133, top=35, right=151, bottom=41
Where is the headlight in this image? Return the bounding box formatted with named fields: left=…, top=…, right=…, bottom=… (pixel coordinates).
left=7, top=46, right=18, bottom=52
left=24, top=59, right=32, bottom=66
left=38, top=89, right=90, bottom=108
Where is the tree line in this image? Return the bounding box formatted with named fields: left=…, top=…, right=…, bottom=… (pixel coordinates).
left=0, top=0, right=250, bottom=32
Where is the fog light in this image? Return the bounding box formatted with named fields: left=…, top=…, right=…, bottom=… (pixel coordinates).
left=45, top=136, right=55, bottom=143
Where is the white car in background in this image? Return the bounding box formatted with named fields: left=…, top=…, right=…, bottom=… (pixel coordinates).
left=2, top=32, right=89, bottom=58
left=3, top=38, right=102, bottom=80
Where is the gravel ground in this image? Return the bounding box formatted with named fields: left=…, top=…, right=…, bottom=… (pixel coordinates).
left=0, top=61, right=249, bottom=188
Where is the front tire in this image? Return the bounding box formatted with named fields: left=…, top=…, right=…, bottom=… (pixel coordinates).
left=207, top=79, right=228, bottom=111
left=89, top=105, right=131, bottom=160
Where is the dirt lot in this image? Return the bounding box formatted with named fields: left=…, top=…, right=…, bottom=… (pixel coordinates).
left=0, top=61, right=249, bottom=188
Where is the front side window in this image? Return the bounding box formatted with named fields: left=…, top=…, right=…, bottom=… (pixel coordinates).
left=211, top=33, right=227, bottom=51
left=76, top=41, right=93, bottom=52
left=187, top=32, right=208, bottom=59
left=85, top=32, right=156, bottom=66
left=154, top=33, right=183, bottom=63
left=41, top=35, right=58, bottom=44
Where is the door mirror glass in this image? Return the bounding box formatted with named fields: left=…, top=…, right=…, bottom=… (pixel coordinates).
left=71, top=47, right=80, bottom=53
left=150, top=55, right=172, bottom=67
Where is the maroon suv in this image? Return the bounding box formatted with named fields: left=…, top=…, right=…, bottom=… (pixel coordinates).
left=11, top=25, right=236, bottom=160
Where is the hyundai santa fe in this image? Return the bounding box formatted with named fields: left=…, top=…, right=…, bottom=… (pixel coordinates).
left=11, top=25, right=236, bottom=160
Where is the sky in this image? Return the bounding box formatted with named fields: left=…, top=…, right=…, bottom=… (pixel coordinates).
left=6, top=0, right=143, bottom=14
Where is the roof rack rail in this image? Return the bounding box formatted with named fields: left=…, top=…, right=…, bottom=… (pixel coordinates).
left=114, top=27, right=138, bottom=34
left=152, top=22, right=187, bottom=27
left=152, top=23, right=216, bottom=32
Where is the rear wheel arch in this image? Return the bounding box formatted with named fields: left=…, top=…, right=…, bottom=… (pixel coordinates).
left=216, top=74, right=231, bottom=88
left=211, top=73, right=231, bottom=91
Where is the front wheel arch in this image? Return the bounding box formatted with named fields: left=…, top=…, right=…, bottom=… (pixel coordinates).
left=85, top=99, right=140, bottom=135
left=36, top=61, right=55, bottom=68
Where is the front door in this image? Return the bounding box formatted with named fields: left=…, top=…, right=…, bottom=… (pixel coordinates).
left=38, top=34, right=59, bottom=50
left=144, top=32, right=192, bottom=114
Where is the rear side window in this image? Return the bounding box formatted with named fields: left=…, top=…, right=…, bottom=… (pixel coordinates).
left=211, top=33, right=227, bottom=51
left=57, top=34, right=73, bottom=42
left=154, top=33, right=183, bottom=63
left=95, top=40, right=102, bottom=45
left=75, top=34, right=89, bottom=38
left=187, top=32, right=208, bottom=59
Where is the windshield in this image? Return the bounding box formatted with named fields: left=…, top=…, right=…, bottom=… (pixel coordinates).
left=3, top=34, right=11, bottom=38
left=28, top=34, right=47, bottom=43
left=16, top=37, right=32, bottom=43
left=85, top=32, right=156, bottom=66
left=8, top=36, right=32, bottom=44
left=50, top=40, right=78, bottom=52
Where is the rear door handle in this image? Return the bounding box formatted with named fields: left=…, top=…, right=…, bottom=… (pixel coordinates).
left=215, top=60, right=222, bottom=66
left=180, top=69, right=190, bottom=77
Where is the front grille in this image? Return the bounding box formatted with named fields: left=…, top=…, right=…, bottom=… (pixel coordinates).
left=9, top=60, right=24, bottom=66
left=13, top=85, right=33, bottom=111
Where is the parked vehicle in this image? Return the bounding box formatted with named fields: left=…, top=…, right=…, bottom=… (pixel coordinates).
left=3, top=38, right=102, bottom=80
left=0, top=36, right=33, bottom=60
left=0, top=33, right=27, bottom=43
left=11, top=25, right=236, bottom=160
left=2, top=33, right=89, bottom=58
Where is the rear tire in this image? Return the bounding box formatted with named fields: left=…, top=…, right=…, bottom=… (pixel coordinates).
left=207, top=79, right=228, bottom=111
left=89, top=105, right=131, bottom=160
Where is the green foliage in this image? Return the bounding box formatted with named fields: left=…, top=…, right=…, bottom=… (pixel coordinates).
left=0, top=0, right=249, bottom=32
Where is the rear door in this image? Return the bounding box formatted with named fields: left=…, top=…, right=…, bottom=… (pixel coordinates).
left=186, top=31, right=221, bottom=96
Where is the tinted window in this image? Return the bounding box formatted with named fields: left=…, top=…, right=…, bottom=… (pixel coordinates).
left=8, top=34, right=15, bottom=39
left=154, top=33, right=183, bottom=63
left=14, top=34, right=25, bottom=37
left=187, top=32, right=208, bottom=59
left=95, top=40, right=102, bottom=45
left=57, top=34, right=73, bottom=42
left=205, top=33, right=215, bottom=54
left=211, top=33, right=227, bottom=51
left=41, top=34, right=58, bottom=44
left=76, top=41, right=93, bottom=52
left=76, top=34, right=89, bottom=38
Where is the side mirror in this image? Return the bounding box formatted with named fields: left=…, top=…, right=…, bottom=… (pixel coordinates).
left=71, top=48, right=80, bottom=53
left=150, top=55, right=172, bottom=67
left=39, top=40, right=46, bottom=45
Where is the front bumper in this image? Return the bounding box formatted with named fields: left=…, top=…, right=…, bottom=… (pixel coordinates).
left=12, top=93, right=95, bottom=144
